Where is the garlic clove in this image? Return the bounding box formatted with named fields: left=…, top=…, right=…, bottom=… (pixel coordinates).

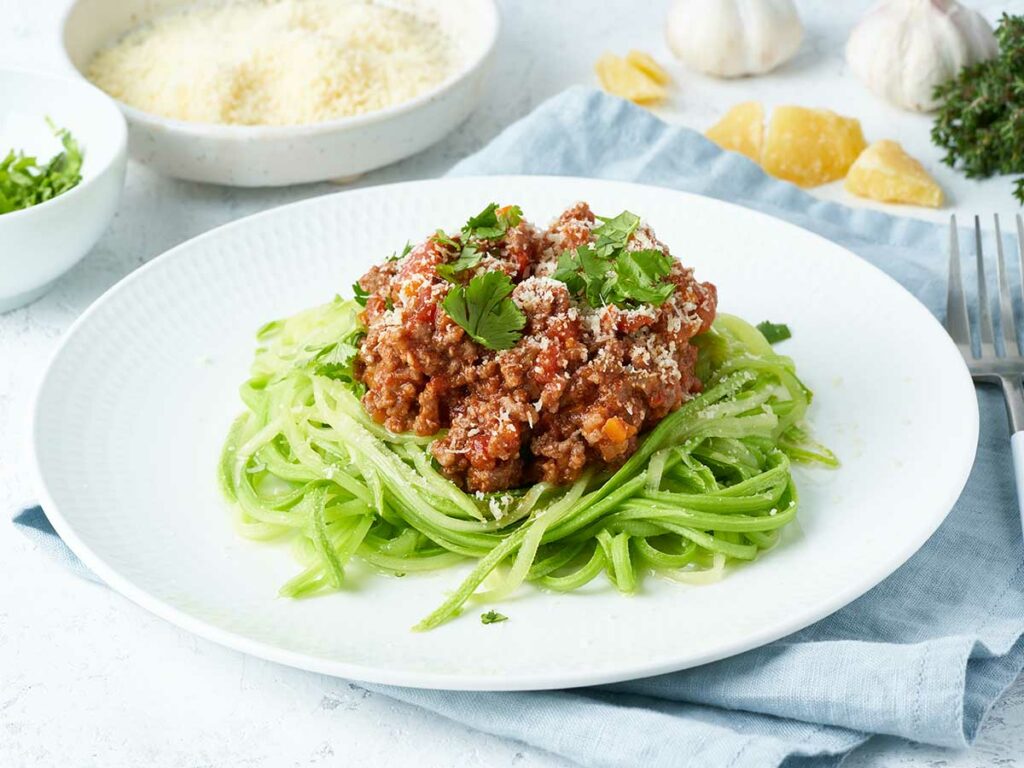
left=665, top=0, right=803, bottom=79
left=846, top=0, right=997, bottom=112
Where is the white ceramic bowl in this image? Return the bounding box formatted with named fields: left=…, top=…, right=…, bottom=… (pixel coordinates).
left=0, top=69, right=127, bottom=312
left=60, top=0, right=499, bottom=187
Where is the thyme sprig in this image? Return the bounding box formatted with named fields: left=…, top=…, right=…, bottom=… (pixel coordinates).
left=931, top=14, right=1024, bottom=205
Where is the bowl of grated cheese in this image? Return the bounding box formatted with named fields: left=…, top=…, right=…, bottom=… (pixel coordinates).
left=60, top=0, right=498, bottom=187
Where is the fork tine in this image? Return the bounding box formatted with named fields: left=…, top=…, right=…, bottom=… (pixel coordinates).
left=994, top=214, right=1019, bottom=356
left=976, top=215, right=997, bottom=357
left=946, top=215, right=972, bottom=352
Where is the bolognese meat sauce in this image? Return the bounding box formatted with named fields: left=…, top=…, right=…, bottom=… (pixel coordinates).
left=354, top=203, right=717, bottom=493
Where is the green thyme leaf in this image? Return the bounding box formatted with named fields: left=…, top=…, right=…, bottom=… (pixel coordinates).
left=442, top=271, right=526, bottom=350
left=480, top=610, right=508, bottom=624
left=756, top=321, right=792, bottom=344
left=0, top=122, right=84, bottom=215
left=931, top=14, right=1024, bottom=205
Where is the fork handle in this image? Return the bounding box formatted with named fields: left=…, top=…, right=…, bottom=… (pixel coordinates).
left=1012, top=432, right=1024, bottom=530
left=1002, top=376, right=1024, bottom=434
left=1004, top=376, right=1024, bottom=531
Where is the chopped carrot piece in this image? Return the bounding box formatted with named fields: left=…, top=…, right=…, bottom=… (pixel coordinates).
left=603, top=417, right=631, bottom=443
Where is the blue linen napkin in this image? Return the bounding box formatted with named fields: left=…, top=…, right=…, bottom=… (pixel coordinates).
left=15, top=87, right=1024, bottom=768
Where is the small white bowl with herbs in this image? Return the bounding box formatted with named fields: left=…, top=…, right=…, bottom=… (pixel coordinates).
left=0, top=69, right=126, bottom=312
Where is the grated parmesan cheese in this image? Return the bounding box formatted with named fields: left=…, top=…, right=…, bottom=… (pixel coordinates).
left=87, top=0, right=454, bottom=126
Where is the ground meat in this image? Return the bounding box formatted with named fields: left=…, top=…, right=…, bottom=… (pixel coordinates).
left=354, top=203, right=717, bottom=492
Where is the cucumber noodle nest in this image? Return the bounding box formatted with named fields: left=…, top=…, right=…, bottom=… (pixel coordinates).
left=219, top=297, right=837, bottom=630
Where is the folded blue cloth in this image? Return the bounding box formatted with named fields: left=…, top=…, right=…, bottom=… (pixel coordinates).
left=15, top=88, right=1024, bottom=768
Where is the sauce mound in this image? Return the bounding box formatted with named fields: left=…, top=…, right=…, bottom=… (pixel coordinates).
left=354, top=203, right=717, bottom=492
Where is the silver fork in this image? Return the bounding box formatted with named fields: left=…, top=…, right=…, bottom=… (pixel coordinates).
left=946, top=214, right=1024, bottom=522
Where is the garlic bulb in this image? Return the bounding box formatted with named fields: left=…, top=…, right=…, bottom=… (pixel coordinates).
left=846, top=0, right=998, bottom=112
left=665, top=0, right=803, bottom=78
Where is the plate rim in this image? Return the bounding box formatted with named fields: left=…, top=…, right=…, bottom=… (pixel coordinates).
left=29, top=175, right=981, bottom=690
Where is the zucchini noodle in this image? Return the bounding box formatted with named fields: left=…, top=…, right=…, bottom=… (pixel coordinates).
left=219, top=297, right=837, bottom=630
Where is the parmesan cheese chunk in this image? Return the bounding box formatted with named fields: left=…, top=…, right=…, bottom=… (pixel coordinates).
left=87, top=0, right=454, bottom=126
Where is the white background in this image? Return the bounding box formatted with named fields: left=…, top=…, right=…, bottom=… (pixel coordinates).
left=3, top=0, right=1024, bottom=765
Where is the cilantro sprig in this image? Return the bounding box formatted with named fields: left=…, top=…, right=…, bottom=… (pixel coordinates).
left=436, top=243, right=484, bottom=282
left=552, top=210, right=676, bottom=309
left=311, top=327, right=367, bottom=393
left=435, top=203, right=524, bottom=282
left=611, top=249, right=675, bottom=305
left=480, top=610, right=508, bottom=625
left=442, top=271, right=526, bottom=350
left=352, top=281, right=370, bottom=307
left=0, top=122, right=84, bottom=215
left=756, top=321, right=791, bottom=344
left=594, top=210, right=641, bottom=250
left=388, top=242, right=413, bottom=262
left=463, top=203, right=523, bottom=240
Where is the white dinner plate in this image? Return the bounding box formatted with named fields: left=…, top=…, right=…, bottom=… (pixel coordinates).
left=31, top=176, right=978, bottom=691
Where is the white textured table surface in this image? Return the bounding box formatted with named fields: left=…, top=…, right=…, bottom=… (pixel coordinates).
left=3, top=1, right=1024, bottom=766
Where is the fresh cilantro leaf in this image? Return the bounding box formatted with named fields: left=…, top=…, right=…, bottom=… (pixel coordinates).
left=551, top=250, right=586, bottom=295
left=434, top=229, right=459, bottom=249
left=388, top=241, right=413, bottom=262
left=436, top=243, right=484, bottom=282
left=552, top=242, right=674, bottom=309
left=552, top=245, right=611, bottom=306
left=576, top=244, right=616, bottom=306
left=480, top=610, right=508, bottom=625
left=313, top=329, right=367, bottom=392
left=352, top=281, right=370, bottom=307
left=0, top=122, right=83, bottom=215
left=497, top=205, right=523, bottom=230
left=433, top=204, right=525, bottom=282
left=551, top=210, right=677, bottom=309
left=552, top=245, right=616, bottom=304
left=609, top=249, right=675, bottom=307
left=593, top=210, right=640, bottom=251
left=756, top=321, right=792, bottom=344
left=462, top=203, right=523, bottom=240
left=463, top=203, right=501, bottom=237
left=442, top=271, right=526, bottom=350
